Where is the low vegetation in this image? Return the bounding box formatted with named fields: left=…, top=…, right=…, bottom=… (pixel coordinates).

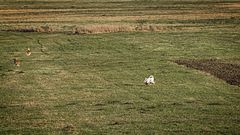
left=1, top=0, right=240, bottom=34
left=0, top=0, right=239, bottom=134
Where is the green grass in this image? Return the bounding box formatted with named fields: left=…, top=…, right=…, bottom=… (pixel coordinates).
left=0, top=31, right=239, bottom=134
left=0, top=0, right=240, bottom=134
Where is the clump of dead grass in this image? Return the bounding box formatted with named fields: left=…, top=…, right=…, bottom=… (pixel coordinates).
left=35, top=26, right=53, bottom=33
left=73, top=24, right=134, bottom=34
left=72, top=24, right=189, bottom=34
left=0, top=24, right=202, bottom=34
left=1, top=25, right=55, bottom=33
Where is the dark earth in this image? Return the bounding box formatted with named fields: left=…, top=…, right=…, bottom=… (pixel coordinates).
left=175, top=59, right=240, bottom=86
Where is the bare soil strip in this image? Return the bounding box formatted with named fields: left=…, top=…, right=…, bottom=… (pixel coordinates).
left=175, top=59, right=240, bottom=86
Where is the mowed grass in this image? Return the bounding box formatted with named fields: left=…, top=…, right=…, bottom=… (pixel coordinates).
left=0, top=31, right=240, bottom=134
left=0, top=0, right=240, bottom=134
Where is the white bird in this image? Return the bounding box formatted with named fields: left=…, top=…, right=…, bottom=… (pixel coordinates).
left=25, top=48, right=31, bottom=56
left=144, top=75, right=155, bottom=85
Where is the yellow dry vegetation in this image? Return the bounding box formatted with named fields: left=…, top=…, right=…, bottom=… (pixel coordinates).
left=0, top=1, right=239, bottom=34
left=216, top=2, right=240, bottom=8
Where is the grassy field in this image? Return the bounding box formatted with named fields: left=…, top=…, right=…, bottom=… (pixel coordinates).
left=0, top=0, right=240, bottom=134
left=1, top=0, right=240, bottom=33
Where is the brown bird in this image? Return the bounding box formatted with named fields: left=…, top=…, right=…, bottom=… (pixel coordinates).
left=25, top=48, right=31, bottom=56
left=13, top=58, right=20, bottom=66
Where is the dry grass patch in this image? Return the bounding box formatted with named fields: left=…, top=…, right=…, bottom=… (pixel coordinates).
left=0, top=23, right=208, bottom=34
left=74, top=24, right=135, bottom=34
left=73, top=24, right=204, bottom=34
left=2, top=13, right=240, bottom=23
left=216, top=2, right=240, bottom=9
